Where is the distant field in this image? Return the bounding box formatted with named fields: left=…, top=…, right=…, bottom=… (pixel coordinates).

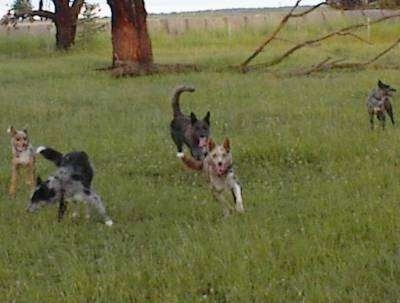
left=0, top=11, right=399, bottom=302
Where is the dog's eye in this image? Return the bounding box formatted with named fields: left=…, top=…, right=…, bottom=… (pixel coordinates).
left=212, top=154, right=217, bottom=159
left=222, top=153, right=227, bottom=157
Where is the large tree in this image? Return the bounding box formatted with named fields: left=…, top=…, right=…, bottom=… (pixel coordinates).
left=107, top=0, right=153, bottom=69
left=15, top=0, right=84, bottom=50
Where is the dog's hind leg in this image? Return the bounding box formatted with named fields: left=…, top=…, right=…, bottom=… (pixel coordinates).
left=83, top=190, right=113, bottom=226
left=369, top=113, right=374, bottom=130
left=377, top=112, right=386, bottom=130
left=387, top=106, right=395, bottom=125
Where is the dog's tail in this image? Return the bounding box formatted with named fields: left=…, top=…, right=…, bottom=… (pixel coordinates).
left=171, top=85, right=195, bottom=117
left=36, top=146, right=63, bottom=166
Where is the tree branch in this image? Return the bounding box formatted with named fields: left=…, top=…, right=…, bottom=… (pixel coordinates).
left=239, top=1, right=327, bottom=70
left=287, top=37, right=400, bottom=76
left=250, top=12, right=400, bottom=70
left=71, top=0, right=85, bottom=17
left=15, top=10, right=55, bottom=20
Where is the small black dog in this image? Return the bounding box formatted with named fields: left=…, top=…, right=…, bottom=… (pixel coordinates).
left=170, top=85, right=211, bottom=160
left=27, top=146, right=113, bottom=226
left=366, top=80, right=396, bottom=130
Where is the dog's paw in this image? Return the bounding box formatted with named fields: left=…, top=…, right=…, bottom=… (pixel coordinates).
left=105, top=219, right=113, bottom=227
left=177, top=152, right=184, bottom=158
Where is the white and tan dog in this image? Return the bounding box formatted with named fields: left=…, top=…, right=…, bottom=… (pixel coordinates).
left=178, top=138, right=244, bottom=216
left=7, top=126, right=36, bottom=196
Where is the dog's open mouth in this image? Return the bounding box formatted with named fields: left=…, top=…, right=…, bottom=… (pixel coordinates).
left=198, top=137, right=208, bottom=148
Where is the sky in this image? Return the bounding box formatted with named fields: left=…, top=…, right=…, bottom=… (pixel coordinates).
left=0, top=0, right=322, bottom=16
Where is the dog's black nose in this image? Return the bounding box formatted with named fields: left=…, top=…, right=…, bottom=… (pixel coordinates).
left=218, top=161, right=222, bottom=166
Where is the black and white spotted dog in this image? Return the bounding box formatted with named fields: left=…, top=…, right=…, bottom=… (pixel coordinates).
left=27, top=146, right=113, bottom=226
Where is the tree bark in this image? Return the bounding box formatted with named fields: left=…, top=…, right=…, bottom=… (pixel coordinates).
left=107, top=0, right=153, bottom=67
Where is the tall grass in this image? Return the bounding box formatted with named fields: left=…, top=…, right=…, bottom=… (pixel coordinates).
left=0, top=17, right=399, bottom=302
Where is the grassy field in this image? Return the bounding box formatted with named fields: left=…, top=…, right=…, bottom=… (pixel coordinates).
left=0, top=17, right=400, bottom=302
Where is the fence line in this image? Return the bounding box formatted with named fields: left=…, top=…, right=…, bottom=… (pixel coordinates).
left=0, top=9, right=397, bottom=37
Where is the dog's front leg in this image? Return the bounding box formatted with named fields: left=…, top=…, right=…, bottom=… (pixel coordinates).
left=9, top=161, right=18, bottom=197
left=58, top=190, right=67, bottom=222
left=27, top=159, right=36, bottom=191
left=212, top=188, right=232, bottom=217
left=227, top=173, right=244, bottom=213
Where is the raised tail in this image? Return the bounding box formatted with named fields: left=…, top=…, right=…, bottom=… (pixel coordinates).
left=36, top=146, right=63, bottom=166
left=171, top=85, right=195, bottom=117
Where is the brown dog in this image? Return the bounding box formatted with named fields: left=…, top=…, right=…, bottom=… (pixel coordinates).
left=178, top=138, right=244, bottom=217
left=7, top=126, right=36, bottom=196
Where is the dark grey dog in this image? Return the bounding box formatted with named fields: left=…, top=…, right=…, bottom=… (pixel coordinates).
left=27, top=146, right=113, bottom=226
left=366, top=80, right=396, bottom=130
left=170, top=85, right=210, bottom=160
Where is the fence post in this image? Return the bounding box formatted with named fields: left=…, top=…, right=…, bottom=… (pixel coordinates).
left=160, top=19, right=170, bottom=34
left=204, top=18, right=208, bottom=31
left=223, top=17, right=231, bottom=40
left=184, top=18, right=189, bottom=33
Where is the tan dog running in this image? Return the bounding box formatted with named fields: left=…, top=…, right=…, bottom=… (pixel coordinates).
left=7, top=126, right=36, bottom=196
left=178, top=138, right=244, bottom=216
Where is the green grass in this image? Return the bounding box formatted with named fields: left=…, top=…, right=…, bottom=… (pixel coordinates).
left=0, top=19, right=400, bottom=302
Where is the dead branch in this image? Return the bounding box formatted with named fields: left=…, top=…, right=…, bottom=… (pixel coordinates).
left=336, top=32, right=372, bottom=45
left=14, top=10, right=55, bottom=20
left=249, top=12, right=400, bottom=70
left=287, top=37, right=400, bottom=76
left=240, top=0, right=327, bottom=71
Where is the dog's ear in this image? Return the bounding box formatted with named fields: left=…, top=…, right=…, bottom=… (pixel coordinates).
left=23, top=125, right=28, bottom=135
left=190, top=112, right=198, bottom=125
left=223, top=138, right=230, bottom=152
left=7, top=126, right=17, bottom=136
left=203, top=111, right=210, bottom=125
left=36, top=176, right=43, bottom=185
left=378, top=80, right=387, bottom=89
left=208, top=138, right=216, bottom=151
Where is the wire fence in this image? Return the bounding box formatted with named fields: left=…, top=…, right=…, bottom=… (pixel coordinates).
left=0, top=9, right=397, bottom=37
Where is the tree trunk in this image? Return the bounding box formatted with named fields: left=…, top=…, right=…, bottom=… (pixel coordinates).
left=19, top=0, right=84, bottom=50
left=54, top=13, right=77, bottom=50
left=53, top=1, right=81, bottom=50
left=107, top=0, right=153, bottom=67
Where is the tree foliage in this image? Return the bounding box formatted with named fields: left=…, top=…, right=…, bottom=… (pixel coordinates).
left=327, top=0, right=400, bottom=9
left=11, top=0, right=33, bottom=15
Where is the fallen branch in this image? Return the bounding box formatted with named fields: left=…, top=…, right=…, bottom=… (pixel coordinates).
left=239, top=0, right=327, bottom=71
left=249, top=12, right=400, bottom=70
left=287, top=37, right=400, bottom=76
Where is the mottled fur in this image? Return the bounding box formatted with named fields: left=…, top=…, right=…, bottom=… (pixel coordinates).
left=179, top=138, right=244, bottom=217
left=27, top=147, right=113, bottom=226
left=7, top=126, right=36, bottom=196
left=366, top=80, right=396, bottom=130
left=170, top=85, right=211, bottom=160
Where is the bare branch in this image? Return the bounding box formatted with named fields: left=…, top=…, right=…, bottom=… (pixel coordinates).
left=287, top=38, right=400, bottom=76
left=71, top=0, right=85, bottom=17
left=291, top=2, right=328, bottom=17
left=239, top=1, right=328, bottom=70
left=336, top=32, right=372, bottom=45
left=251, top=12, right=400, bottom=70
left=15, top=10, right=55, bottom=20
